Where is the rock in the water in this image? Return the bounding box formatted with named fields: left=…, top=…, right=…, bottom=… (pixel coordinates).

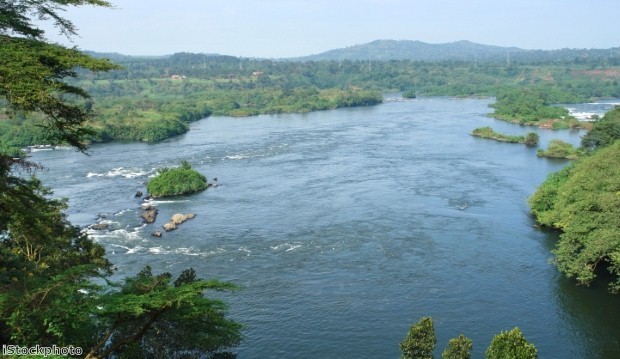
left=135, top=190, right=143, bottom=198
left=151, top=230, right=162, bottom=237
left=171, top=213, right=196, bottom=225
left=141, top=204, right=158, bottom=224
left=90, top=222, right=109, bottom=230
left=163, top=222, right=177, bottom=231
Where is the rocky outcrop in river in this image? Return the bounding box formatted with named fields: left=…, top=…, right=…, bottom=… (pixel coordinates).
left=141, top=204, right=158, bottom=223
left=163, top=213, right=195, bottom=231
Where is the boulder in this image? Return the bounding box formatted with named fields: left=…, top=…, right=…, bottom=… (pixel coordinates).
left=141, top=205, right=158, bottom=224
left=171, top=213, right=196, bottom=225
left=135, top=190, right=143, bottom=198
left=90, top=222, right=109, bottom=231
left=151, top=230, right=162, bottom=237
left=163, top=222, right=177, bottom=232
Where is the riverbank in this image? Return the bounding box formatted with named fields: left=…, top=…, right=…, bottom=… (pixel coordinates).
left=0, top=87, right=383, bottom=156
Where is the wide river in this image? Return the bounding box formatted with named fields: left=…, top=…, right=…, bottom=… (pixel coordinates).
left=31, top=97, right=620, bottom=358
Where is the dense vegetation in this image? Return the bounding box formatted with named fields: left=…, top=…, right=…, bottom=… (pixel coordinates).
left=471, top=126, right=539, bottom=145
left=580, top=105, right=620, bottom=150
left=2, top=48, right=620, bottom=155
left=490, top=88, right=582, bottom=128
left=530, top=140, right=620, bottom=293
left=536, top=139, right=581, bottom=159
left=147, top=161, right=209, bottom=197
left=400, top=317, right=537, bottom=359
left=0, top=2, right=241, bottom=357
left=530, top=107, right=620, bottom=293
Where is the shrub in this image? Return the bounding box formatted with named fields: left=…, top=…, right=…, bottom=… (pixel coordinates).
left=442, top=335, right=473, bottom=359
left=147, top=161, right=208, bottom=197
left=486, top=327, right=537, bottom=359
left=400, top=317, right=436, bottom=359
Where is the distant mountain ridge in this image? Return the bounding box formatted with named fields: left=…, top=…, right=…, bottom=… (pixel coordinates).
left=84, top=39, right=620, bottom=64
left=293, top=39, right=619, bottom=63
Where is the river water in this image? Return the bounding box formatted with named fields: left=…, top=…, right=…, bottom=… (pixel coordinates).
left=30, top=97, right=619, bottom=358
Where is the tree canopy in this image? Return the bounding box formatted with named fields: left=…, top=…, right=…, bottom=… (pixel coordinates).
left=530, top=140, right=620, bottom=292
left=0, top=1, right=242, bottom=356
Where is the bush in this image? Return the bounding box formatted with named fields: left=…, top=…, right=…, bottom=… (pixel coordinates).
left=581, top=106, right=620, bottom=150
left=146, top=161, right=208, bottom=197
left=486, top=327, right=537, bottom=359
left=442, top=335, right=473, bottom=359
left=400, top=317, right=436, bottom=359
left=530, top=141, right=620, bottom=293
left=523, top=132, right=540, bottom=146
left=536, top=139, right=580, bottom=159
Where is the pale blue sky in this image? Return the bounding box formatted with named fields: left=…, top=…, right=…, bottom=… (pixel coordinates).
left=43, top=0, right=620, bottom=58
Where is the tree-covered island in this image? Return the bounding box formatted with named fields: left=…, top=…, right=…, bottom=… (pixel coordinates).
left=471, top=126, right=539, bottom=146
left=147, top=161, right=209, bottom=198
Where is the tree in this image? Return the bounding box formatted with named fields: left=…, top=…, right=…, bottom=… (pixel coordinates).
left=581, top=106, right=620, bottom=150
left=485, top=327, right=537, bottom=359
left=400, top=317, right=437, bottom=359
left=0, top=1, right=120, bottom=153
left=85, top=267, right=241, bottom=359
left=523, top=132, right=539, bottom=147
left=0, top=1, right=242, bottom=356
left=530, top=140, right=620, bottom=293
left=442, top=335, right=473, bottom=359
left=146, top=161, right=209, bottom=197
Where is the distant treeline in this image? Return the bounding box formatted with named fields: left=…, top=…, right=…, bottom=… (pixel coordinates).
left=2, top=52, right=620, bottom=155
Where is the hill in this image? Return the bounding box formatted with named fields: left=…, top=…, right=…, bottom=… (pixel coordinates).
left=296, top=39, right=620, bottom=64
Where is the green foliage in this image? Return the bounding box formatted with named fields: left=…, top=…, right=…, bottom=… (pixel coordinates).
left=400, top=317, right=437, bottom=359
left=471, top=127, right=538, bottom=146
left=442, top=335, right=473, bottom=359
left=491, top=88, right=575, bottom=126
left=523, top=132, right=540, bottom=146
left=0, top=35, right=119, bottom=152
left=147, top=161, right=208, bottom=197
left=530, top=141, right=620, bottom=292
left=86, top=266, right=242, bottom=358
left=1, top=2, right=242, bottom=356
left=536, top=139, right=581, bottom=159
left=471, top=126, right=527, bottom=143
left=401, top=318, right=536, bottom=359
left=581, top=105, right=620, bottom=150
left=402, top=90, right=417, bottom=98
left=485, top=327, right=537, bottom=359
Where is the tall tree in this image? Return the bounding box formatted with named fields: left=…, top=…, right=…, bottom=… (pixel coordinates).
left=485, top=327, right=537, bottom=359
left=0, top=1, right=242, bottom=356
left=400, top=317, right=437, bottom=359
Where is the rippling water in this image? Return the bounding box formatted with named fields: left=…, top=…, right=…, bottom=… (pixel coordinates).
left=31, top=97, right=620, bottom=358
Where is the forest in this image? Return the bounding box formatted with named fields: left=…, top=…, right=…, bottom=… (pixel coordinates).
left=2, top=49, right=620, bottom=156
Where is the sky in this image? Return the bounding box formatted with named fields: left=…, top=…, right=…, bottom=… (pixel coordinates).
left=41, top=0, right=620, bottom=58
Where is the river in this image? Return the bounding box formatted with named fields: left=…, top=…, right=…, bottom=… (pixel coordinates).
left=30, top=97, right=620, bottom=358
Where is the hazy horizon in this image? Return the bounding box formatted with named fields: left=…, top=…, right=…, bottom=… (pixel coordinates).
left=41, top=0, right=620, bottom=58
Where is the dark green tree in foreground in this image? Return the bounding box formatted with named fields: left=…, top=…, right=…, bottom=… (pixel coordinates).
left=0, top=1, right=242, bottom=357
left=442, top=335, right=473, bottom=359
left=485, top=328, right=537, bottom=359
left=401, top=318, right=535, bottom=359
left=400, top=317, right=437, bottom=359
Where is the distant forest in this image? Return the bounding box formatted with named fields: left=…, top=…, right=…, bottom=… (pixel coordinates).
left=2, top=41, right=620, bottom=155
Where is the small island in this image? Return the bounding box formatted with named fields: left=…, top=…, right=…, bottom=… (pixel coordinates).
left=536, top=139, right=581, bottom=159
left=471, top=126, right=539, bottom=146
left=147, top=161, right=209, bottom=197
